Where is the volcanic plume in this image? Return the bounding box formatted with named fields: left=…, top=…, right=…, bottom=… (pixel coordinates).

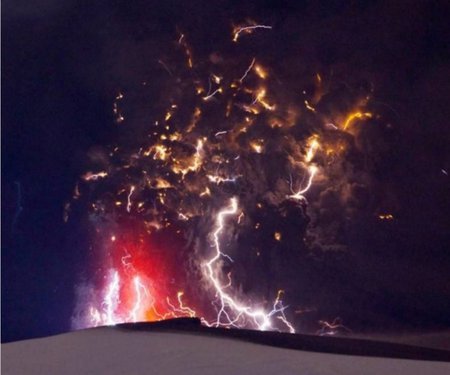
left=70, top=21, right=390, bottom=334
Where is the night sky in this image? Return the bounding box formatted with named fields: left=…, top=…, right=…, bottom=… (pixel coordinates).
left=3, top=0, right=450, bottom=343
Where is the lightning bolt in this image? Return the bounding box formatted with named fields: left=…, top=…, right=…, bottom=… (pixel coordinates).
left=233, top=24, right=272, bottom=42
left=288, top=166, right=318, bottom=201
left=129, top=276, right=150, bottom=323
left=203, top=198, right=294, bottom=332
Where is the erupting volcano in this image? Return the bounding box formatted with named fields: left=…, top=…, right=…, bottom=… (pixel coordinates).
left=69, top=20, right=390, bottom=334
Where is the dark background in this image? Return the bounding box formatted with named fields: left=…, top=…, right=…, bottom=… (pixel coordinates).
left=2, top=0, right=450, bottom=342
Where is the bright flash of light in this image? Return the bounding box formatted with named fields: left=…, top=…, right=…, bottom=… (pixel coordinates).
left=104, top=271, right=120, bottom=325
left=305, top=137, right=320, bottom=163
left=203, top=198, right=294, bottom=332
left=343, top=111, right=373, bottom=130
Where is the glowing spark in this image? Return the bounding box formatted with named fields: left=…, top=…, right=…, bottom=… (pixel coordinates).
left=239, top=58, right=256, bottom=82
left=254, top=64, right=268, bottom=79
left=233, top=24, right=272, bottom=42
left=178, top=212, right=189, bottom=221
left=305, top=138, right=320, bottom=163
left=113, top=94, right=125, bottom=123
left=178, top=33, right=194, bottom=68
left=253, top=88, right=275, bottom=111
left=129, top=276, right=150, bottom=323
left=325, top=123, right=338, bottom=130
left=204, top=198, right=294, bottom=332
left=211, top=74, right=222, bottom=84
left=274, top=232, right=282, bottom=241
left=82, top=171, right=108, bottom=181
left=203, top=87, right=222, bottom=101
left=127, top=185, right=135, bottom=213
left=343, top=111, right=372, bottom=130
left=187, top=107, right=201, bottom=133
left=200, top=187, right=211, bottom=197
left=250, top=140, right=264, bottom=153
left=304, top=100, right=316, bottom=113
left=378, top=214, right=394, bottom=220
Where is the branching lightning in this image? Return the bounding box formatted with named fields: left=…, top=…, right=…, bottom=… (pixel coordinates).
left=73, top=21, right=384, bottom=337
left=203, top=198, right=294, bottom=332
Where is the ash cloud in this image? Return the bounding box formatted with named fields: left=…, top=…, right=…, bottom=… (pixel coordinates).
left=11, top=0, right=445, bottom=334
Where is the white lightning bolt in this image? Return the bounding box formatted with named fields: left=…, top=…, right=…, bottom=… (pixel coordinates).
left=204, top=198, right=294, bottom=332
left=127, top=185, right=135, bottom=213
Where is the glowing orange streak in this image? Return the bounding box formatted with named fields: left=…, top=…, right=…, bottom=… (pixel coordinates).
left=304, top=100, right=316, bottom=113
left=82, top=171, right=108, bottom=181
left=127, top=185, right=135, bottom=213
left=343, top=112, right=372, bottom=130
left=203, top=87, right=222, bottom=101
left=305, top=138, right=320, bottom=163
